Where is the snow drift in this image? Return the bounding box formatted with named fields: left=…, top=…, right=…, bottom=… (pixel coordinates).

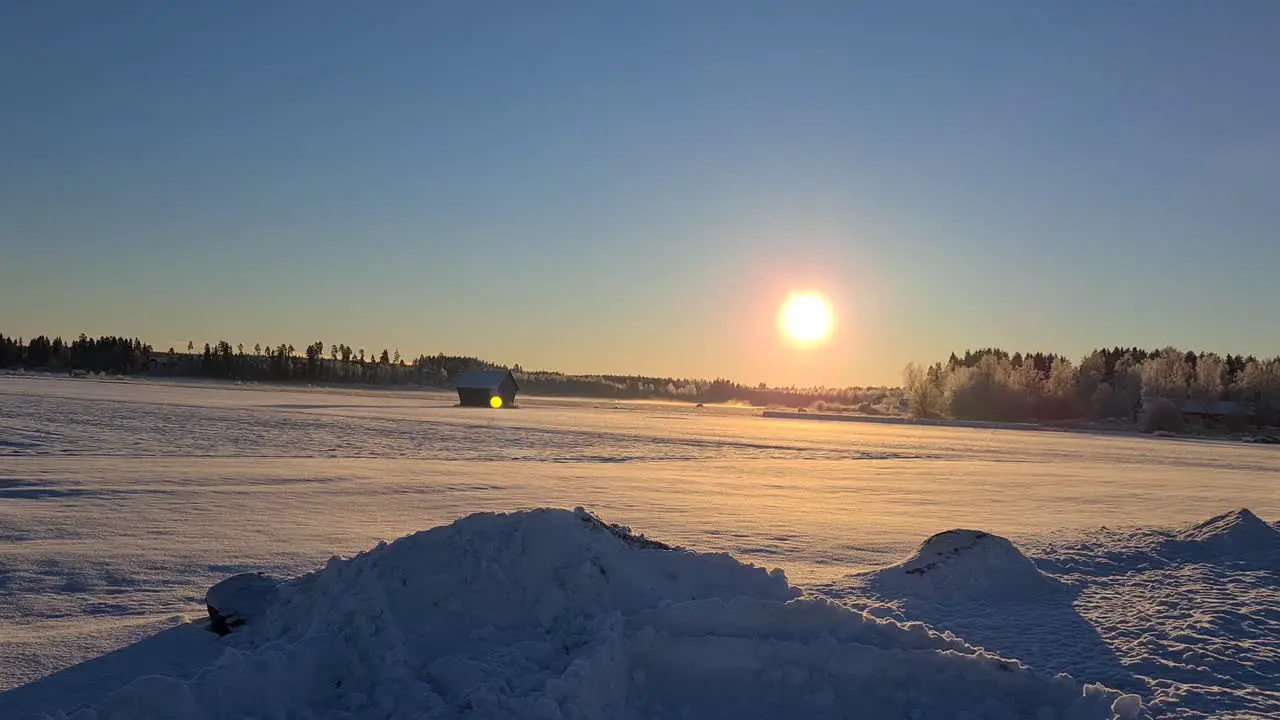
left=865, top=528, right=1066, bottom=603
left=64, top=509, right=1143, bottom=720
left=844, top=511, right=1280, bottom=720
left=1162, top=507, right=1280, bottom=559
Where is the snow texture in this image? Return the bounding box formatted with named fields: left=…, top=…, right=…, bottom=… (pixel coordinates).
left=1162, top=508, right=1279, bottom=558
left=60, top=509, right=1141, bottom=720
left=830, top=512, right=1280, bottom=719
left=2, top=377, right=1277, bottom=719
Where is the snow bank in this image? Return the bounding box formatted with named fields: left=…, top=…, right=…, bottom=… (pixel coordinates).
left=866, top=529, right=1066, bottom=603
left=846, top=511, right=1280, bottom=719
left=65, top=509, right=1142, bottom=720
left=1162, top=508, right=1280, bottom=559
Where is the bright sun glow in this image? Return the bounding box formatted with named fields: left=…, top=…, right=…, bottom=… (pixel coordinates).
left=777, top=291, right=834, bottom=346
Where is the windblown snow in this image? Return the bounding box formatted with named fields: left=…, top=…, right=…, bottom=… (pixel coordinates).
left=2, top=377, right=1277, bottom=719
left=830, top=512, right=1280, bottom=719
left=1163, top=508, right=1279, bottom=557
left=60, top=508, right=1142, bottom=720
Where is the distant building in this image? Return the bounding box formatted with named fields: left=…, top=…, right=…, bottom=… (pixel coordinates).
left=1175, top=399, right=1252, bottom=419
left=1144, top=396, right=1254, bottom=426
left=150, top=352, right=181, bottom=369
left=455, top=369, right=519, bottom=408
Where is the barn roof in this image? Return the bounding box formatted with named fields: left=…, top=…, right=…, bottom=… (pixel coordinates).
left=455, top=369, right=519, bottom=392
left=1172, top=398, right=1252, bottom=416
left=1148, top=397, right=1254, bottom=416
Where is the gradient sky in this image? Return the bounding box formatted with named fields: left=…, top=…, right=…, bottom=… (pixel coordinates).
left=2, top=2, right=1277, bottom=387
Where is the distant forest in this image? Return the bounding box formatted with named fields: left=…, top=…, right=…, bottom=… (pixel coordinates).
left=6, top=333, right=1277, bottom=426
left=0, top=332, right=897, bottom=410
left=903, top=347, right=1280, bottom=428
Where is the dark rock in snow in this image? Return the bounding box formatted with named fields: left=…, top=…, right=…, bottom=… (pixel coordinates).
left=206, top=572, right=281, bottom=636
left=573, top=506, right=676, bottom=551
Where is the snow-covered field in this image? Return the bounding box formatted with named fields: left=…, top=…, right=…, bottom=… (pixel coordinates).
left=1, top=376, right=1276, bottom=718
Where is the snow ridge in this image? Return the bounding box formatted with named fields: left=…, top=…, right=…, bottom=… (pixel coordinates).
left=64, top=509, right=1141, bottom=720
left=572, top=507, right=676, bottom=551
left=1166, top=507, right=1279, bottom=555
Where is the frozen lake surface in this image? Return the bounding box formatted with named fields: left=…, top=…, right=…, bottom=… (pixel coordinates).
left=1, top=376, right=1277, bottom=718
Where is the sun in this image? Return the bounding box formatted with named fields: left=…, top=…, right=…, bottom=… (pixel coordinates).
left=777, top=291, right=834, bottom=346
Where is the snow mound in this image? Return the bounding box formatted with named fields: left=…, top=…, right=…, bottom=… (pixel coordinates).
left=205, top=573, right=280, bottom=636
left=66, top=509, right=1142, bottom=720
left=1164, top=508, right=1279, bottom=556
left=866, top=529, right=1066, bottom=602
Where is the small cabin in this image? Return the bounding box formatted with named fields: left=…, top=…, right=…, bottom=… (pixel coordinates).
left=455, top=369, right=519, bottom=408
left=1144, top=396, right=1255, bottom=428
left=1172, top=398, right=1253, bottom=425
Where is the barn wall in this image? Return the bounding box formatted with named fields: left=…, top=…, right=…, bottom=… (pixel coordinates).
left=456, top=374, right=518, bottom=407
left=457, top=388, right=495, bottom=407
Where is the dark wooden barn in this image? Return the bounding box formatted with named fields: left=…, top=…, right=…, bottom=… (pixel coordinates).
left=455, top=369, right=519, bottom=408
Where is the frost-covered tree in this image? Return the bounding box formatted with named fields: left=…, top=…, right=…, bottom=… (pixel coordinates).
left=1076, top=351, right=1106, bottom=410
left=1235, top=359, right=1280, bottom=425
left=902, top=362, right=942, bottom=418
left=945, top=355, right=1031, bottom=421
left=1140, top=348, right=1191, bottom=399
left=1190, top=353, right=1226, bottom=401
left=1039, top=356, right=1080, bottom=419
left=1047, top=357, right=1077, bottom=398
left=1093, top=355, right=1143, bottom=419
left=1008, top=357, right=1043, bottom=397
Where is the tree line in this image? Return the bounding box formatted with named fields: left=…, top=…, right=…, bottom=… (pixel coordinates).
left=903, top=347, right=1280, bottom=427
left=0, top=331, right=895, bottom=408
left=0, top=334, right=153, bottom=375
left=6, top=332, right=1277, bottom=423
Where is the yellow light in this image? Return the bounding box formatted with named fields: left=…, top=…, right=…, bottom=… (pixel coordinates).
left=777, top=291, right=834, bottom=347
left=490, top=395, right=503, bottom=409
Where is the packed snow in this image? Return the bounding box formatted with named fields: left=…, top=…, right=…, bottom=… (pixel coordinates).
left=827, top=513, right=1280, bottom=718
left=50, top=509, right=1145, bottom=720
left=1, top=376, right=1278, bottom=718
left=861, top=528, right=1069, bottom=602
left=1163, top=508, right=1279, bottom=557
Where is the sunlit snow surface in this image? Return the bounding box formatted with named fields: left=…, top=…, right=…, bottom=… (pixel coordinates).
left=1, top=375, right=1277, bottom=718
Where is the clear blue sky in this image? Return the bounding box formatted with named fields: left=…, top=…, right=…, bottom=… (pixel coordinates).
left=2, top=2, right=1277, bottom=387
